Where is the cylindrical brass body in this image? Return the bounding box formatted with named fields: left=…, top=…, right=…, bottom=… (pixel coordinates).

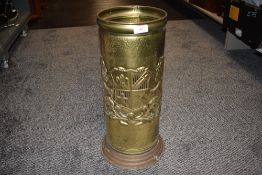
left=97, top=6, right=167, bottom=168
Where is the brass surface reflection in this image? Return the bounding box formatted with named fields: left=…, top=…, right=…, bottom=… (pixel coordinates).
left=97, top=6, right=167, bottom=164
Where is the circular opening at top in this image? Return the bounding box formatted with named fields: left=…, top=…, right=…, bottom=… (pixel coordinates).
left=97, top=6, right=167, bottom=25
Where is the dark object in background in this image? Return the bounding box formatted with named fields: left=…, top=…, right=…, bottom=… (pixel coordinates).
left=29, top=0, right=42, bottom=21
left=28, top=0, right=48, bottom=21
left=224, top=0, right=262, bottom=49
left=0, top=0, right=18, bottom=28
left=0, top=0, right=30, bottom=68
left=29, top=0, right=202, bottom=29
left=189, top=0, right=224, bottom=15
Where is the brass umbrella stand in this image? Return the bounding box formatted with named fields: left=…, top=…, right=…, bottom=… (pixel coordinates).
left=97, top=6, right=167, bottom=169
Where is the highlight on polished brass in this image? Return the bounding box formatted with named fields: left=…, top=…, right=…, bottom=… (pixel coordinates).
left=97, top=5, right=167, bottom=169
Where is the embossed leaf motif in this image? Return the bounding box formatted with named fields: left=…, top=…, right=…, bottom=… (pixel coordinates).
left=102, top=60, right=109, bottom=82
left=116, top=74, right=129, bottom=89
left=101, top=59, right=162, bottom=126
left=155, top=56, right=164, bottom=82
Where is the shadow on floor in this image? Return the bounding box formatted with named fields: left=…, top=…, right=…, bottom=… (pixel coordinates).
left=229, top=50, right=262, bottom=83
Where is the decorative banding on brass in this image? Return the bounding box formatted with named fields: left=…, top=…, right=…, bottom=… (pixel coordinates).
left=101, top=136, right=164, bottom=170
left=97, top=6, right=167, bottom=34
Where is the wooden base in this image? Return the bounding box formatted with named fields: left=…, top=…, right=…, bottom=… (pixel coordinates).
left=101, top=136, right=164, bottom=170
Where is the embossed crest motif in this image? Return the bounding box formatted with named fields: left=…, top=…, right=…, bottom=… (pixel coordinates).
left=102, top=57, right=163, bottom=126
